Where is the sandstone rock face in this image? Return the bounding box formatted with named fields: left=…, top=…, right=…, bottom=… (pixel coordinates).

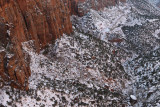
left=0, top=0, right=72, bottom=90
left=63, top=0, right=126, bottom=16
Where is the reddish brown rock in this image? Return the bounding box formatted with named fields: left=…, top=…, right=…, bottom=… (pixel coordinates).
left=108, top=38, right=123, bottom=43
left=0, top=0, right=72, bottom=90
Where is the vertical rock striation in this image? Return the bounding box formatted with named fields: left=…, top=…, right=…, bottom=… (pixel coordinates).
left=0, top=0, right=72, bottom=90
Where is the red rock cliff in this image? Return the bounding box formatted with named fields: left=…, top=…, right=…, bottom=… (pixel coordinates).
left=0, top=0, right=126, bottom=90
left=0, top=0, right=72, bottom=90
left=63, top=0, right=126, bottom=16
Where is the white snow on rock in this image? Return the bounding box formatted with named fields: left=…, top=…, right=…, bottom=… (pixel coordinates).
left=148, top=0, right=159, bottom=5
left=153, top=29, right=160, bottom=39
left=22, top=33, right=125, bottom=91
left=130, top=95, right=137, bottom=100
left=0, top=90, right=11, bottom=106
left=92, top=4, right=131, bottom=40
left=6, top=30, right=10, bottom=36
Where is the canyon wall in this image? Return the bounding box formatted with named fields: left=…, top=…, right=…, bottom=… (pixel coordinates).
left=63, top=0, right=126, bottom=16
left=0, top=0, right=126, bottom=90
left=0, top=0, right=72, bottom=90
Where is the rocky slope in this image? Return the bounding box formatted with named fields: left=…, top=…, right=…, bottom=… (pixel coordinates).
left=71, top=0, right=160, bottom=106
left=63, top=0, right=126, bottom=16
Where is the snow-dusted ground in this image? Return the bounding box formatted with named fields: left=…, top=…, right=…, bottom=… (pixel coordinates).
left=0, top=32, right=131, bottom=106
left=0, top=1, right=160, bottom=107
left=148, top=0, right=160, bottom=6
left=71, top=1, right=160, bottom=106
